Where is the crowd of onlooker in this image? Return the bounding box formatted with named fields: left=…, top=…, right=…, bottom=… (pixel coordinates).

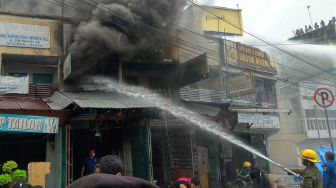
left=294, top=16, right=336, bottom=37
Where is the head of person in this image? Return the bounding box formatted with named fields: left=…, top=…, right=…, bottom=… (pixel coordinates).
left=300, top=149, right=320, bottom=166
left=12, top=182, right=33, bottom=188
left=191, top=176, right=200, bottom=188
left=99, top=155, right=123, bottom=175
left=94, top=163, right=100, bottom=174
left=325, top=151, right=335, bottom=161
left=243, top=161, right=252, bottom=169
left=89, top=149, right=96, bottom=158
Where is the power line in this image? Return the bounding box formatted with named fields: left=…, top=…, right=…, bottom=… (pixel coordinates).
left=187, top=0, right=336, bottom=79
left=50, top=0, right=332, bottom=91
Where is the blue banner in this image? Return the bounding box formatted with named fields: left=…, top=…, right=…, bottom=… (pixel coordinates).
left=0, top=114, right=59, bottom=134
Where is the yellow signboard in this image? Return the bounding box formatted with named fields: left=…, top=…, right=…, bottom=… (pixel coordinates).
left=225, top=40, right=277, bottom=74
left=201, top=6, right=243, bottom=36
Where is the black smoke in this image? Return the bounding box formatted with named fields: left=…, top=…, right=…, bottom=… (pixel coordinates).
left=68, top=0, right=185, bottom=79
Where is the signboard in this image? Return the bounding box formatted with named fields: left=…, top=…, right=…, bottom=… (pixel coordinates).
left=63, top=53, right=72, bottom=80
left=314, top=88, right=335, bottom=108
left=225, top=41, right=277, bottom=74
left=237, top=43, right=277, bottom=74
left=300, top=83, right=336, bottom=98
left=228, top=72, right=254, bottom=94
left=0, top=22, right=50, bottom=49
left=238, top=113, right=280, bottom=129
left=0, top=76, right=29, bottom=94
left=0, top=114, right=59, bottom=134
left=201, top=6, right=243, bottom=36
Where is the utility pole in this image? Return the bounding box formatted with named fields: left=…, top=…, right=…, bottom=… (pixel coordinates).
left=307, top=6, right=314, bottom=27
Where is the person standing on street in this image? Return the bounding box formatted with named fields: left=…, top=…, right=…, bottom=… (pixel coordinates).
left=290, top=149, right=322, bottom=188
left=81, top=149, right=99, bottom=177
left=323, top=151, right=336, bottom=188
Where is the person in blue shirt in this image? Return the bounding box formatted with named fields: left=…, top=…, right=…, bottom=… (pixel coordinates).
left=323, top=151, right=336, bottom=188
left=81, top=149, right=99, bottom=177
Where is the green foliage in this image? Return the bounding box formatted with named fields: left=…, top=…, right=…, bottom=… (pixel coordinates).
left=12, top=170, right=27, bottom=182
left=0, top=174, right=12, bottom=186
left=2, top=161, right=18, bottom=173
left=0, top=160, right=26, bottom=186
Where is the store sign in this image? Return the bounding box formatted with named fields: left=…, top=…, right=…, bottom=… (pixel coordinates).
left=0, top=76, right=29, bottom=94
left=228, top=72, right=254, bottom=95
left=225, top=41, right=277, bottom=74
left=0, top=22, right=50, bottom=48
left=300, top=83, right=336, bottom=98
left=63, top=53, right=72, bottom=80
left=238, top=113, right=280, bottom=129
left=0, top=114, right=59, bottom=134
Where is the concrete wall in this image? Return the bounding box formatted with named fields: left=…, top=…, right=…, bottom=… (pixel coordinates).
left=0, top=14, right=63, bottom=56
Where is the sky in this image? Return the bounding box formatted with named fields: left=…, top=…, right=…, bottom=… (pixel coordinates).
left=197, top=0, right=336, bottom=42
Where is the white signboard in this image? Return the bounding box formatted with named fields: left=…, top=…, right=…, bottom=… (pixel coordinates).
left=238, top=112, right=280, bottom=129
left=300, top=83, right=336, bottom=98
left=0, top=76, right=29, bottom=94
left=0, top=22, right=50, bottom=49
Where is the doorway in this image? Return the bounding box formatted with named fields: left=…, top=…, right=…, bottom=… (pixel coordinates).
left=0, top=133, right=46, bottom=170
left=70, top=125, right=124, bottom=181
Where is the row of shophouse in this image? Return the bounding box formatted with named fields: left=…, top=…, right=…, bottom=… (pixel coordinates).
left=1, top=4, right=328, bottom=188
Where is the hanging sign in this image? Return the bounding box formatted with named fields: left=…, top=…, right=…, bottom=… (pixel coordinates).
left=314, top=88, right=335, bottom=108
left=0, top=114, right=59, bottom=134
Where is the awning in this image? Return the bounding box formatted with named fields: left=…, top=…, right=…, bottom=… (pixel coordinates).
left=0, top=96, right=51, bottom=110
left=46, top=91, right=155, bottom=110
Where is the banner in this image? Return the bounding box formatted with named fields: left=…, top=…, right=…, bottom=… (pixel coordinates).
left=0, top=22, right=50, bottom=49
left=0, top=76, right=29, bottom=94
left=0, top=114, right=59, bottom=134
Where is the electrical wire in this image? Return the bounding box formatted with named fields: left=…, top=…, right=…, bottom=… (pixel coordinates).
left=48, top=0, right=333, bottom=91
left=187, top=0, right=336, bottom=79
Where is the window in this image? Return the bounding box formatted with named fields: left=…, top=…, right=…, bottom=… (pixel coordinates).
left=32, top=73, right=53, bottom=84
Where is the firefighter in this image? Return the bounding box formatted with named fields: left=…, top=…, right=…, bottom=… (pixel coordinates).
left=290, top=149, right=322, bottom=188
left=236, top=161, right=253, bottom=187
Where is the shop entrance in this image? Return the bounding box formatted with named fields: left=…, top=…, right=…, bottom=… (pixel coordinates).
left=0, top=133, right=46, bottom=170
left=70, top=125, right=124, bottom=181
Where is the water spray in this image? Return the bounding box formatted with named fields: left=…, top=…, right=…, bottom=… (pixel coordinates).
left=81, top=76, right=302, bottom=178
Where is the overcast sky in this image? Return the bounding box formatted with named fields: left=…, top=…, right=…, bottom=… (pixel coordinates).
left=197, top=0, right=336, bottom=42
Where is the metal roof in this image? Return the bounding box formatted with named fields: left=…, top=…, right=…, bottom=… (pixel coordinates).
left=0, top=96, right=51, bottom=110
left=44, top=91, right=73, bottom=110
left=46, top=91, right=154, bottom=110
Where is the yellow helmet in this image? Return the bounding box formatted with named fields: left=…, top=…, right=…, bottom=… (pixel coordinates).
left=243, top=161, right=251, bottom=167
left=300, top=149, right=320, bottom=163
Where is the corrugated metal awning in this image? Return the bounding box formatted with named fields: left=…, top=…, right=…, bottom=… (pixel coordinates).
left=46, top=91, right=155, bottom=110
left=0, top=96, right=51, bottom=110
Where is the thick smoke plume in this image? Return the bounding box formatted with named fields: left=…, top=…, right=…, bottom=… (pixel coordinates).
left=1, top=0, right=185, bottom=79
left=69, top=0, right=185, bottom=79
